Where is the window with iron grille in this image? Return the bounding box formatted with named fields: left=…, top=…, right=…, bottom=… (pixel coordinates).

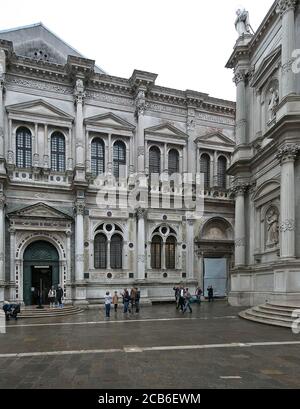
left=151, top=235, right=162, bottom=269
left=168, top=149, right=179, bottom=175
left=91, top=138, right=105, bottom=176
left=200, top=153, right=210, bottom=189
left=217, top=156, right=227, bottom=189
left=166, top=236, right=176, bottom=269
left=51, top=132, right=66, bottom=172
left=110, top=234, right=123, bottom=269
left=94, top=233, right=107, bottom=269
left=16, top=127, right=32, bottom=169
left=113, top=141, right=126, bottom=179
left=149, top=146, right=161, bottom=174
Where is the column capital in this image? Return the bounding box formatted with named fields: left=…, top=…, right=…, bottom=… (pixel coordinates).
left=135, top=89, right=147, bottom=117
left=280, top=219, right=295, bottom=232
left=233, top=70, right=246, bottom=85
left=74, top=200, right=85, bottom=216
left=231, top=183, right=249, bottom=197
left=74, top=78, right=86, bottom=105
left=136, top=207, right=147, bottom=220
left=276, top=144, right=299, bottom=163
left=276, top=0, right=298, bottom=17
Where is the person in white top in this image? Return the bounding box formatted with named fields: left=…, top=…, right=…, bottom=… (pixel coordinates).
left=48, top=287, right=56, bottom=309
left=104, top=292, right=112, bottom=318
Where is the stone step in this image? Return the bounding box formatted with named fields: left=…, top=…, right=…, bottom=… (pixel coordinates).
left=244, top=309, right=293, bottom=324
left=254, top=306, right=293, bottom=318
left=266, top=302, right=300, bottom=311
left=259, top=304, right=296, bottom=315
left=239, top=310, right=292, bottom=329
left=17, top=306, right=84, bottom=319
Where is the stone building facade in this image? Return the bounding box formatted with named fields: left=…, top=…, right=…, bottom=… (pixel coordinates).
left=227, top=0, right=300, bottom=306
left=0, top=23, right=236, bottom=305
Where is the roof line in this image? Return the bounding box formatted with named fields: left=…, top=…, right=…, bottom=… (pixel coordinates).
left=0, top=22, right=106, bottom=74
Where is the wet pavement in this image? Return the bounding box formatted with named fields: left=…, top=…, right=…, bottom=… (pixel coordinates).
left=1, top=301, right=300, bottom=389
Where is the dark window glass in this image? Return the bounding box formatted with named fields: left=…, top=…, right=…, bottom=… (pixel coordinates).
left=94, top=233, right=107, bottom=269
left=151, top=236, right=162, bottom=269
left=51, top=132, right=65, bottom=172
left=200, top=154, right=210, bottom=189
left=149, top=146, right=161, bottom=174
left=91, top=138, right=105, bottom=176
left=217, top=156, right=227, bottom=189
left=113, top=141, right=126, bottom=179
left=166, top=236, right=176, bottom=270
left=16, top=127, right=32, bottom=168
left=168, top=149, right=179, bottom=175
left=110, top=234, right=123, bottom=269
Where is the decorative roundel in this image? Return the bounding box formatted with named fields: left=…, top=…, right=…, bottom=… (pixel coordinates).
left=163, top=273, right=168, bottom=278
left=163, top=215, right=168, bottom=221
left=129, top=243, right=134, bottom=249
left=84, top=241, right=89, bottom=248
left=160, top=226, right=169, bottom=236
left=107, top=273, right=112, bottom=279
left=107, top=211, right=112, bottom=217
left=182, top=244, right=187, bottom=250
left=106, top=224, right=113, bottom=232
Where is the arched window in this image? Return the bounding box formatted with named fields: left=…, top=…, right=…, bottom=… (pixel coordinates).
left=91, top=138, right=105, bottom=176
left=113, top=141, right=126, bottom=179
left=51, top=132, right=65, bottom=172
left=16, top=127, right=32, bottom=168
left=151, top=236, right=162, bottom=269
left=149, top=146, right=161, bottom=174
left=200, top=154, right=210, bottom=189
left=110, top=234, right=123, bottom=269
left=217, top=156, right=227, bottom=189
left=168, top=149, right=179, bottom=175
left=166, top=236, right=176, bottom=269
left=94, top=233, right=107, bottom=269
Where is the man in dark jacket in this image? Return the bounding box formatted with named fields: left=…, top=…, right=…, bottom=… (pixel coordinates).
left=56, top=285, right=64, bottom=308
left=207, top=286, right=214, bottom=302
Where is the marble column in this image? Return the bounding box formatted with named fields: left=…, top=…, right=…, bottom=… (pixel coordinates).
left=135, top=90, right=146, bottom=175
left=74, top=200, right=85, bottom=282
left=136, top=208, right=146, bottom=280
left=0, top=49, right=6, bottom=167
left=234, top=185, right=247, bottom=266
left=74, top=79, right=86, bottom=181
left=276, top=144, right=298, bottom=259
left=276, top=0, right=297, bottom=98
left=234, top=70, right=247, bottom=146
left=186, top=219, right=195, bottom=280
left=0, top=192, right=5, bottom=302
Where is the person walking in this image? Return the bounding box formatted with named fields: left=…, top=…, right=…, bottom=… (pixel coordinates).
left=104, top=291, right=112, bottom=318
left=207, top=286, right=214, bottom=302
left=178, top=285, right=185, bottom=312
left=196, top=287, right=203, bottom=304
left=135, top=287, right=141, bottom=313
left=130, top=287, right=137, bottom=313
left=48, top=286, right=56, bottom=309
left=173, top=285, right=180, bottom=309
left=183, top=288, right=193, bottom=314
left=112, top=291, right=119, bottom=312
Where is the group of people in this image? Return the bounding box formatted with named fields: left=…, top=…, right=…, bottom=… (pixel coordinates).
left=47, top=285, right=64, bottom=308
left=173, top=284, right=214, bottom=311
left=104, top=287, right=141, bottom=318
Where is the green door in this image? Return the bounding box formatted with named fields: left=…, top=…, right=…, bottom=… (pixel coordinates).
left=23, top=241, right=59, bottom=305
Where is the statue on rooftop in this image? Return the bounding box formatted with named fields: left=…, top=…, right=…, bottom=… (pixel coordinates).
left=235, top=8, right=252, bottom=37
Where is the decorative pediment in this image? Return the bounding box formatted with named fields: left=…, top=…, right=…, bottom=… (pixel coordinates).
left=145, top=123, right=188, bottom=139
left=253, top=180, right=280, bottom=202
left=251, top=46, right=281, bottom=89
left=6, top=99, right=74, bottom=122
left=8, top=202, right=73, bottom=220
left=195, top=131, right=235, bottom=148
left=84, top=112, right=135, bottom=131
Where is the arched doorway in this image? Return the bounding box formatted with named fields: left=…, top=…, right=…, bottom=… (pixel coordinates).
left=23, top=241, right=59, bottom=305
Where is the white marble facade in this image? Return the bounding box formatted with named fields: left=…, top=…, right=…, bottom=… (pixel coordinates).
left=227, top=0, right=300, bottom=306
left=0, top=23, right=236, bottom=305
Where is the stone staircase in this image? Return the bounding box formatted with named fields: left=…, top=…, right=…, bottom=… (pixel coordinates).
left=239, top=301, right=300, bottom=328
left=18, top=305, right=84, bottom=319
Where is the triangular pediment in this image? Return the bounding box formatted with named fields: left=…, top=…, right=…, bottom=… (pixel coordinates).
left=6, top=99, right=74, bottom=121
left=251, top=46, right=281, bottom=89
left=8, top=202, right=73, bottom=220
left=145, top=123, right=188, bottom=139
left=196, top=131, right=235, bottom=147
left=85, top=112, right=135, bottom=131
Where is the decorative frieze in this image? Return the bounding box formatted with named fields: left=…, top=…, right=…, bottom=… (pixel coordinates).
left=196, top=112, right=235, bottom=126
left=5, top=75, right=73, bottom=95
left=85, top=90, right=134, bottom=107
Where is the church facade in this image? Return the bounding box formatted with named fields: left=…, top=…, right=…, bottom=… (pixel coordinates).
left=0, top=23, right=236, bottom=305
left=227, top=0, right=300, bottom=306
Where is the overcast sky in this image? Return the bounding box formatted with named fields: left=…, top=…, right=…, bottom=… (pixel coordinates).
left=1, top=0, right=275, bottom=101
